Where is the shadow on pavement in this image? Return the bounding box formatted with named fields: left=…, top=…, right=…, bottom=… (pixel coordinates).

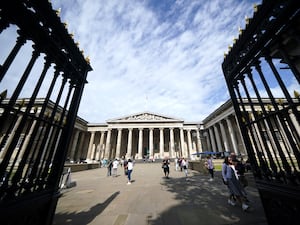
left=148, top=171, right=268, bottom=225
left=53, top=191, right=120, bottom=225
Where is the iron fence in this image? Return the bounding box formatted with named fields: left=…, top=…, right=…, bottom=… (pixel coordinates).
left=222, top=1, right=300, bottom=224
left=0, top=1, right=92, bottom=224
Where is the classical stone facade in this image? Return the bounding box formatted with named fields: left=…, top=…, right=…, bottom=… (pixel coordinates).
left=63, top=102, right=251, bottom=162
left=69, top=112, right=203, bottom=161
left=202, top=100, right=246, bottom=155
left=4, top=98, right=292, bottom=163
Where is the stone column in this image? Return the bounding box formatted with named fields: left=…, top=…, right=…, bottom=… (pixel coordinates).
left=76, top=132, right=86, bottom=162
left=116, top=128, right=122, bottom=159
left=0, top=115, right=22, bottom=159
left=208, top=127, right=217, bottom=152
left=226, top=118, right=238, bottom=154
left=196, top=129, right=202, bottom=152
left=234, top=115, right=246, bottom=155
left=170, top=128, right=175, bottom=158
left=126, top=128, right=133, bottom=158
left=138, top=128, right=143, bottom=159
left=180, top=128, right=185, bottom=157
left=290, top=112, right=300, bottom=137
left=19, top=120, right=37, bottom=160
left=204, top=131, right=211, bottom=151
left=87, top=131, right=95, bottom=161
left=98, top=131, right=105, bottom=159
left=159, top=128, right=164, bottom=158
left=149, top=128, right=154, bottom=158
left=69, top=129, right=80, bottom=161
left=213, top=125, right=222, bottom=152
left=219, top=120, right=229, bottom=152
left=187, top=129, right=192, bottom=157
left=104, top=129, right=112, bottom=159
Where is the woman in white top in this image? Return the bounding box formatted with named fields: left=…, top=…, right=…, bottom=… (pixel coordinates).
left=126, top=159, right=134, bottom=184
left=181, top=158, right=188, bottom=179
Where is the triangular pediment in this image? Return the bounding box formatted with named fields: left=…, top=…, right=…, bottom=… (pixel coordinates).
left=107, top=112, right=183, bottom=123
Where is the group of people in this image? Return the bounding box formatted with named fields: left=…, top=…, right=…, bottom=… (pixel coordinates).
left=106, top=158, right=134, bottom=184
left=162, top=157, right=189, bottom=179
left=162, top=153, right=249, bottom=212
left=105, top=153, right=249, bottom=211
left=222, top=153, right=249, bottom=211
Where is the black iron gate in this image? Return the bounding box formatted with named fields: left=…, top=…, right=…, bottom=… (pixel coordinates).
left=0, top=1, right=92, bottom=224
left=222, top=0, right=300, bottom=224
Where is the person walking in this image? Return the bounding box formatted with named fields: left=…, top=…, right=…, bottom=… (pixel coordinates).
left=123, top=159, right=128, bottom=175
left=181, top=158, right=188, bottom=179
left=206, top=155, right=214, bottom=181
left=175, top=157, right=179, bottom=171
left=126, top=159, right=134, bottom=184
left=107, top=160, right=113, bottom=177
left=178, top=157, right=183, bottom=171
left=112, top=159, right=119, bottom=177
left=222, top=156, right=249, bottom=211
left=233, top=157, right=248, bottom=188
left=162, top=157, right=170, bottom=178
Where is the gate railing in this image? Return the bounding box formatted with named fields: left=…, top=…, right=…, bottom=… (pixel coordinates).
left=222, top=1, right=300, bottom=224
left=0, top=1, right=92, bottom=224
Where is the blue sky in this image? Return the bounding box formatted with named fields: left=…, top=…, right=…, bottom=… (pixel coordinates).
left=1, top=0, right=266, bottom=123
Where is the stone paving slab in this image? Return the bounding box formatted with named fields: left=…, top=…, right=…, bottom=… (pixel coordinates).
left=53, top=163, right=268, bottom=225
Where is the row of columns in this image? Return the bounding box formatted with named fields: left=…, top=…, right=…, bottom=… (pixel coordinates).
left=84, top=127, right=202, bottom=161
left=206, top=116, right=242, bottom=155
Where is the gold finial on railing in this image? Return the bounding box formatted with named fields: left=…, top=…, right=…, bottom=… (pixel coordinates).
left=63, top=22, right=68, bottom=28
left=20, top=99, right=25, bottom=107
left=245, top=16, right=250, bottom=25
left=266, top=104, right=272, bottom=111
left=239, top=26, right=243, bottom=35
left=294, top=90, right=300, bottom=98
left=253, top=4, right=258, bottom=13
left=233, top=37, right=237, bottom=44
left=55, top=8, right=61, bottom=16
left=85, top=56, right=90, bottom=64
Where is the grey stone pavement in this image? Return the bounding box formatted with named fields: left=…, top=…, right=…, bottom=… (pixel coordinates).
left=53, top=162, right=268, bottom=225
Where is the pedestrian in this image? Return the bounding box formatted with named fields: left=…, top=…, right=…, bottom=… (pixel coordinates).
left=178, top=157, right=183, bottom=171
left=162, top=157, right=170, bottom=178
left=107, top=160, right=113, bottom=177
left=175, top=157, right=179, bottom=171
left=120, top=157, right=124, bottom=168
left=222, top=156, right=249, bottom=211
left=233, top=157, right=248, bottom=188
left=124, top=159, right=128, bottom=175
left=112, top=158, right=119, bottom=177
left=127, top=158, right=134, bottom=184
left=181, top=157, right=188, bottom=179
left=206, top=155, right=214, bottom=181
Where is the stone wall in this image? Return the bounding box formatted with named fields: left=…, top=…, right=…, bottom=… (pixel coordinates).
left=189, top=160, right=208, bottom=174
left=64, top=163, right=100, bottom=172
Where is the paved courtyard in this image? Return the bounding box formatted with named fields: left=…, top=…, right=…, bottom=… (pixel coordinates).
left=53, top=162, right=268, bottom=225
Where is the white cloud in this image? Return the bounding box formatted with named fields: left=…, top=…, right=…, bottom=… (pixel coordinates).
left=1, top=0, right=263, bottom=123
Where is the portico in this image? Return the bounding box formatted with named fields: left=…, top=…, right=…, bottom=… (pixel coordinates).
left=83, top=112, right=202, bottom=161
